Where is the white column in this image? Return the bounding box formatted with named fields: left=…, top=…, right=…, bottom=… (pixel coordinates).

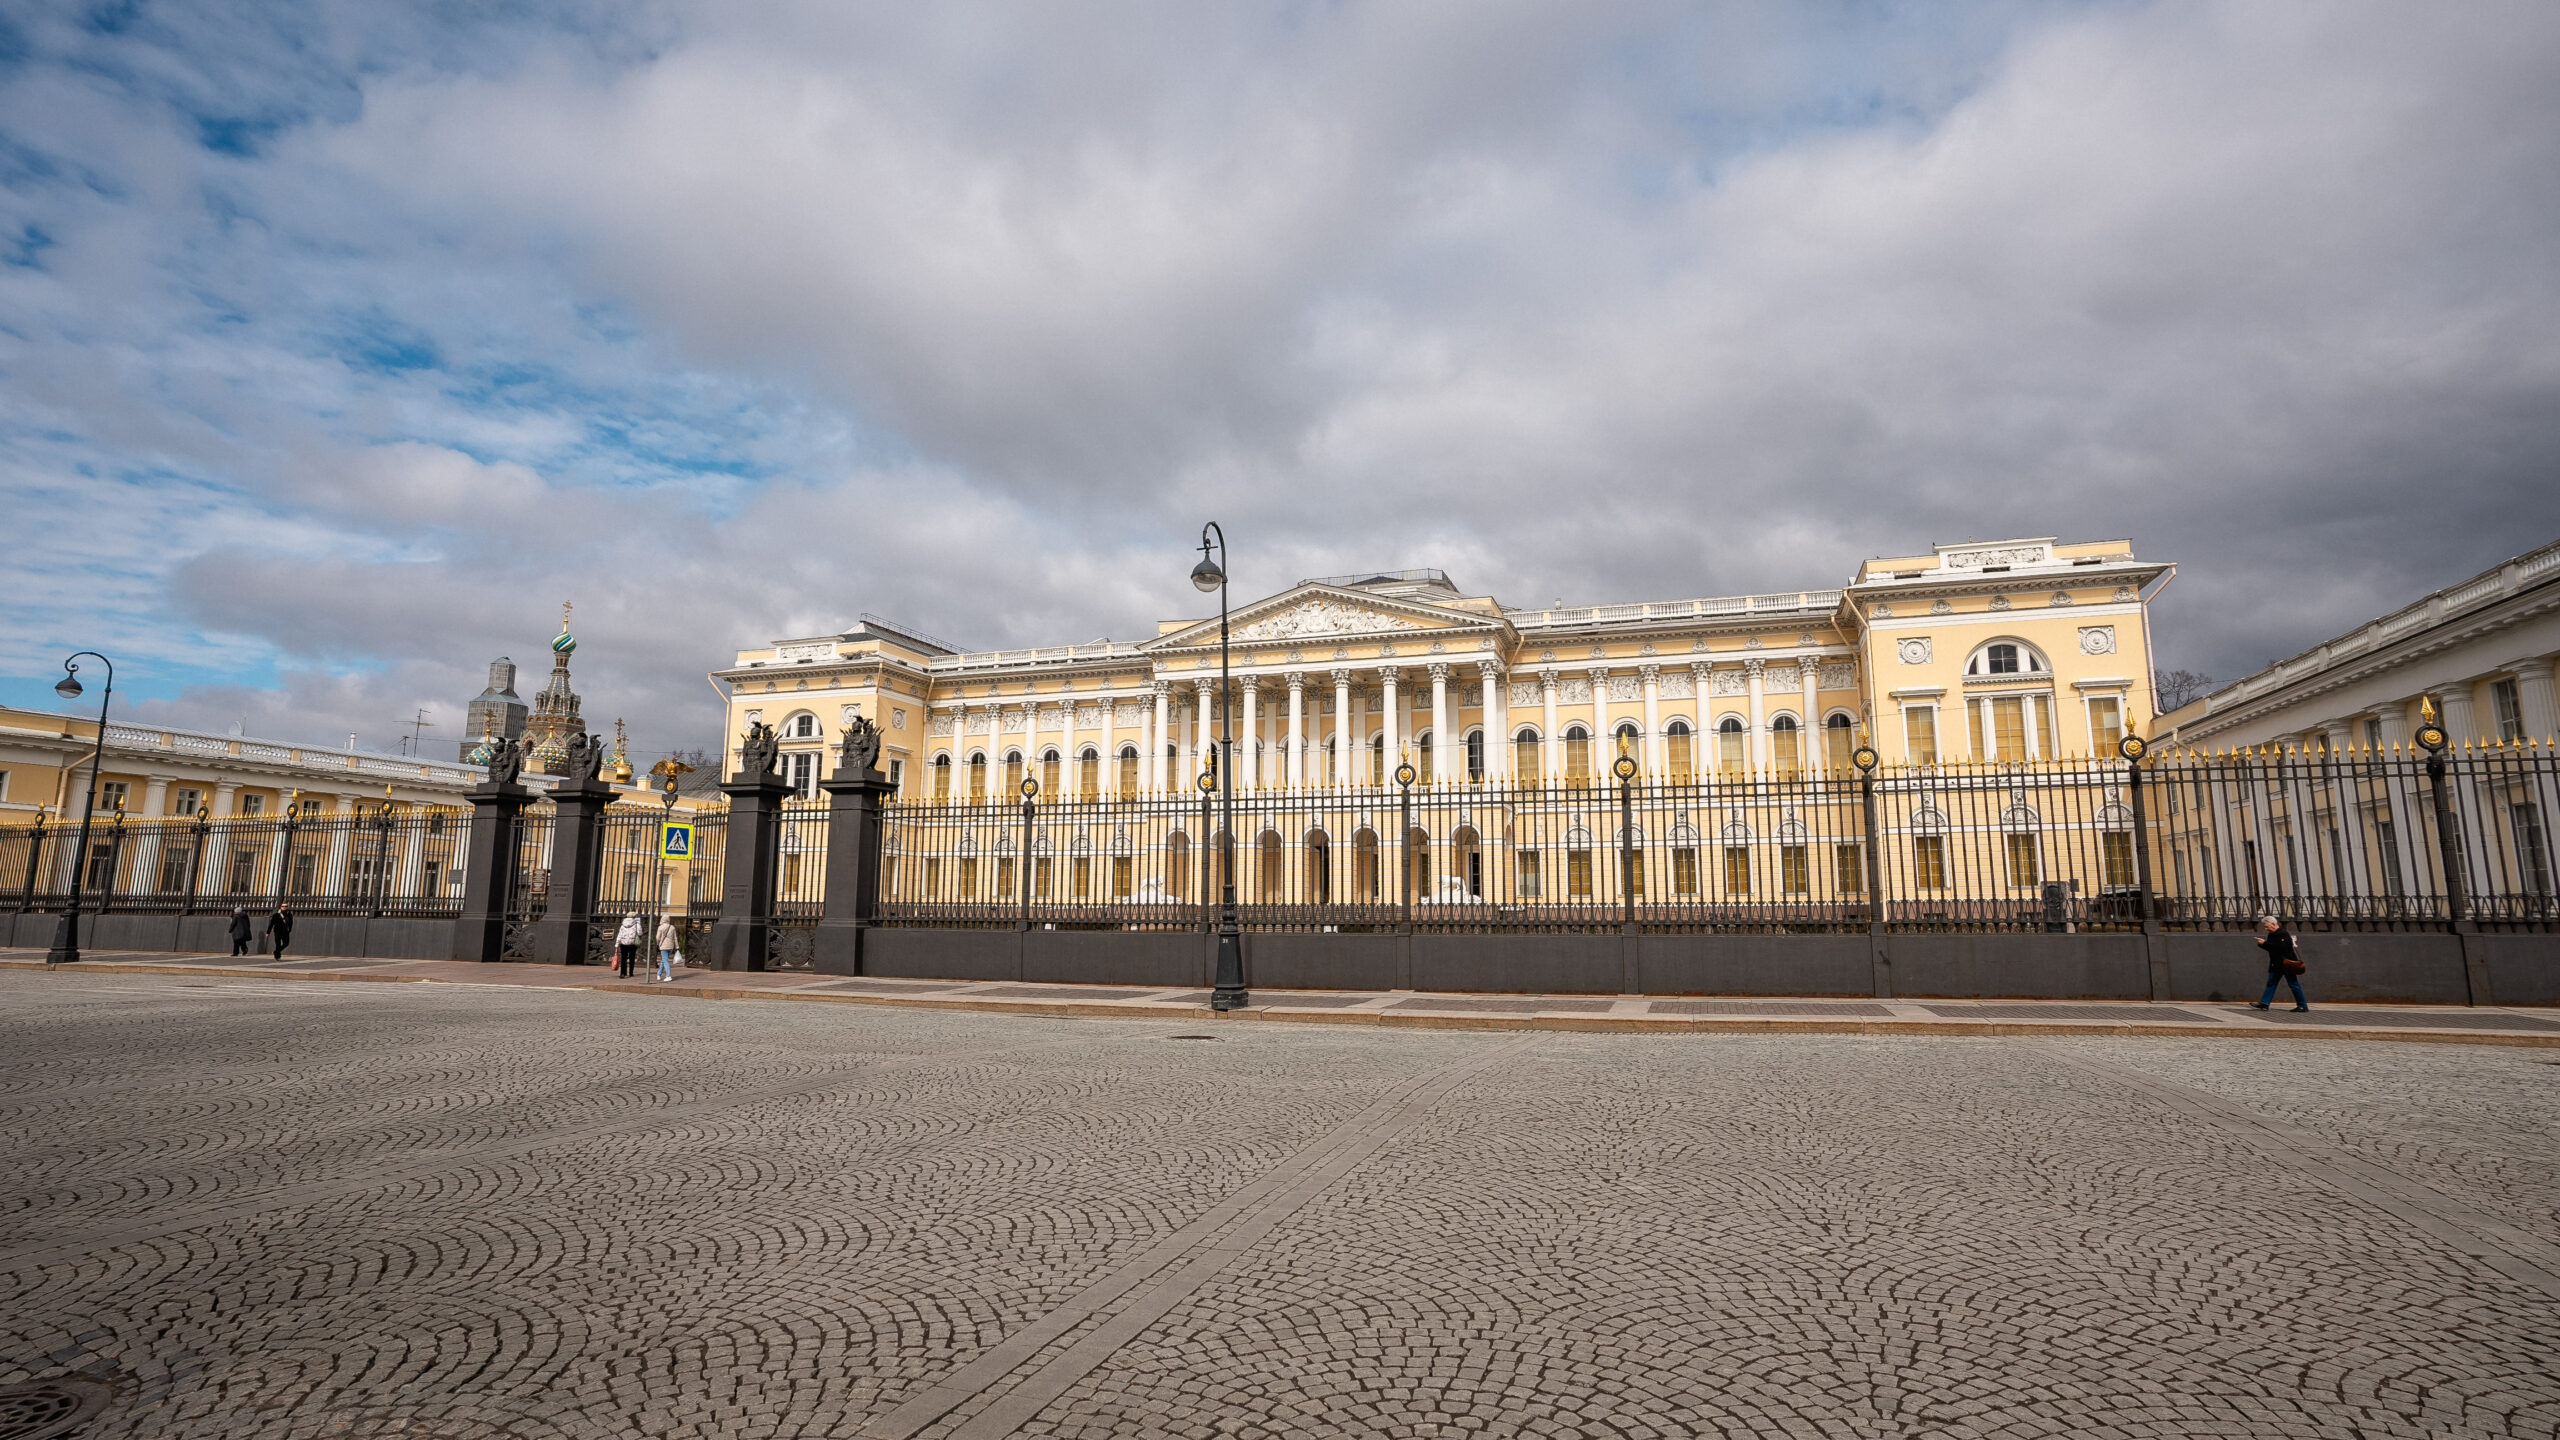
left=1382, top=669, right=1402, bottom=778
left=143, top=777, right=170, bottom=816
left=1692, top=663, right=1713, bottom=772
left=1331, top=669, right=1353, bottom=787
left=2437, top=679, right=2481, bottom=747
left=1287, top=674, right=1306, bottom=788
left=1746, top=659, right=1768, bottom=771
left=1193, top=680, right=1213, bottom=786
left=1061, top=691, right=1079, bottom=793
left=1354, top=682, right=1371, bottom=785
left=213, top=781, right=239, bottom=817
left=2370, top=703, right=2426, bottom=892
left=2506, top=656, right=2560, bottom=739
left=1799, top=659, right=1822, bottom=780
left=1480, top=661, right=1505, bottom=781
left=1541, top=670, right=1561, bottom=782
left=1150, top=682, right=1169, bottom=792
left=1640, top=666, right=1662, bottom=777
left=1241, top=679, right=1262, bottom=790
left=1429, top=663, right=1451, bottom=787
left=1590, top=667, right=1613, bottom=762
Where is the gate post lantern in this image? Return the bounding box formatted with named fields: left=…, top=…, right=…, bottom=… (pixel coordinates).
left=1613, top=752, right=1639, bottom=933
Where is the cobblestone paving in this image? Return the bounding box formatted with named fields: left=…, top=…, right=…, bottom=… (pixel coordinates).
left=4, top=971, right=2557, bottom=1440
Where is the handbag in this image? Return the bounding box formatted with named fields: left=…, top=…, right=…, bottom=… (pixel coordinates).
left=2280, top=954, right=2306, bottom=975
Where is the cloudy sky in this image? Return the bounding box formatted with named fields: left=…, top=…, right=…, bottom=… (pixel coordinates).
left=4, top=1, right=2556, bottom=764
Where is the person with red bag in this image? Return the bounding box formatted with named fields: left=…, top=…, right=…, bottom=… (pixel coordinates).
left=2252, top=915, right=2308, bottom=1011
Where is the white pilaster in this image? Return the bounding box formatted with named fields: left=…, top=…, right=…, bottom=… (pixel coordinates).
left=1639, top=665, right=1661, bottom=777
left=1745, top=659, right=1768, bottom=771
left=1429, top=663, right=1451, bottom=787
left=1150, top=682, right=1169, bottom=792
left=1241, top=678, right=1262, bottom=791
left=1194, top=680, right=1213, bottom=787
left=2506, top=657, right=2560, bottom=740
left=1061, top=690, right=1079, bottom=794
left=1479, top=661, right=1504, bottom=781
left=1382, top=669, right=1402, bottom=779
left=142, top=777, right=170, bottom=816
left=1541, top=671, right=1560, bottom=783
left=1799, top=659, right=1822, bottom=779
left=213, top=781, right=239, bottom=816
left=1287, top=674, right=1306, bottom=788
left=1331, top=669, right=1353, bottom=787
left=2437, top=680, right=2481, bottom=748
left=1589, top=667, right=1613, bottom=766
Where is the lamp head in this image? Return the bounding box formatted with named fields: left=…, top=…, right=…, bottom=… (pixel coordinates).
left=1190, top=556, right=1226, bottom=593
left=53, top=672, right=80, bottom=701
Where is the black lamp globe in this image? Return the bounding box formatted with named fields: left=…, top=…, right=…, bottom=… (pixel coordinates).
left=54, top=673, right=80, bottom=700
left=1190, top=556, right=1226, bottom=593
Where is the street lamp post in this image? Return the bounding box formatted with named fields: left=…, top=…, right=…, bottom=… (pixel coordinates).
left=45, top=651, right=115, bottom=965
left=1395, top=756, right=1417, bottom=932
left=1613, top=753, right=1639, bottom=933
left=1193, top=523, right=1248, bottom=1012
left=654, top=775, right=677, bottom=937
left=1018, top=775, right=1039, bottom=933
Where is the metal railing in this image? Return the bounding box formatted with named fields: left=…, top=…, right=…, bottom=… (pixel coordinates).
left=1, top=808, right=472, bottom=918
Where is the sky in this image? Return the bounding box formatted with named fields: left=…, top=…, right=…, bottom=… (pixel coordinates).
left=3, top=0, right=2556, bottom=765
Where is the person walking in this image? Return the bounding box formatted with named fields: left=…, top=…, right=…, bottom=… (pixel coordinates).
left=2252, top=914, right=2308, bottom=1011
left=227, top=905, right=253, bottom=957
left=263, top=901, right=294, bottom=961
left=655, top=915, right=678, bottom=982
left=614, top=911, right=644, bottom=978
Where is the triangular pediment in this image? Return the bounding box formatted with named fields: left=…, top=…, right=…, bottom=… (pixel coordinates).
left=1145, top=584, right=1498, bottom=652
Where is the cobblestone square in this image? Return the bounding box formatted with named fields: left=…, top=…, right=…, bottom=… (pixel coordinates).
left=4, top=968, right=2558, bottom=1439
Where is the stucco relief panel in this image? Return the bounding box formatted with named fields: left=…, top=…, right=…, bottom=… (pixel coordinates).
left=1231, top=600, right=1428, bottom=643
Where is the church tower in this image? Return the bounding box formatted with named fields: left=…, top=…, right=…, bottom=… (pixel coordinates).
left=459, top=658, right=529, bottom=762
left=521, top=603, right=587, bottom=775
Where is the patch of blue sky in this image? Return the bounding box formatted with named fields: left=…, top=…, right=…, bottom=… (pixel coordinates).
left=2, top=220, right=48, bottom=267
left=0, top=653, right=282, bottom=716
left=334, top=310, right=443, bottom=374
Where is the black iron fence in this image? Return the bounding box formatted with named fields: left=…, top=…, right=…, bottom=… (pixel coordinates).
left=7, top=743, right=2548, bottom=954
left=2, top=808, right=472, bottom=918
left=872, top=744, right=2559, bottom=935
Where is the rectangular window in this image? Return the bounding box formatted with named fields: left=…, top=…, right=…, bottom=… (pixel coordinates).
left=1903, top=707, right=1938, bottom=765
left=958, top=856, right=977, bottom=899
left=1566, top=848, right=1593, bottom=898
left=423, top=859, right=443, bottom=896
left=1991, top=698, right=2028, bottom=761
left=1118, top=751, right=1139, bottom=794
left=228, top=847, right=258, bottom=894
left=1913, top=836, right=1947, bottom=890
left=996, top=856, right=1015, bottom=900
left=786, top=752, right=815, bottom=799
left=1623, top=850, right=1644, bottom=898
left=935, top=762, right=952, bottom=801
left=2087, top=697, right=2125, bottom=754
left=1967, top=701, right=1986, bottom=761
left=2241, top=839, right=2261, bottom=899
left=1042, top=754, right=1060, bottom=797
left=1718, top=725, right=1748, bottom=776
left=2515, top=802, right=2551, bottom=897
left=157, top=848, right=190, bottom=892
left=1722, top=847, right=1751, bottom=896
left=623, top=865, right=640, bottom=901
left=1072, top=856, right=1090, bottom=900
left=923, top=858, right=941, bottom=898
left=1112, top=855, right=1132, bottom=899
left=1517, top=850, right=1542, bottom=898
left=0, top=769, right=8, bottom=802
left=1834, top=844, right=1863, bottom=895
left=1565, top=734, right=1591, bottom=788
left=889, top=758, right=905, bottom=790
left=1034, top=857, right=1052, bottom=900
left=290, top=851, right=318, bottom=895
left=2363, top=717, right=2384, bottom=751
left=1515, top=734, right=1540, bottom=784
left=2102, top=832, right=2136, bottom=889
left=1668, top=731, right=1693, bottom=784
left=1673, top=847, right=1699, bottom=895
left=240, top=794, right=265, bottom=817
left=1781, top=845, right=1809, bottom=894
left=2028, top=694, right=2053, bottom=759
left=97, top=781, right=130, bottom=812
left=2004, top=834, right=2039, bottom=888
left=2492, top=679, right=2525, bottom=742
left=172, top=787, right=202, bottom=817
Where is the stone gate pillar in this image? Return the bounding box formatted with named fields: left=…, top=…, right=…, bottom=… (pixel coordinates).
left=815, top=730, right=893, bottom=976
left=710, top=722, right=791, bottom=971
left=531, top=766, right=617, bottom=965
left=455, top=774, right=530, bottom=962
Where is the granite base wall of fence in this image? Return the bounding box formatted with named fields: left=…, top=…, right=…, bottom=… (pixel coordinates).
left=5, top=910, right=459, bottom=961
left=1636, top=934, right=1877, bottom=997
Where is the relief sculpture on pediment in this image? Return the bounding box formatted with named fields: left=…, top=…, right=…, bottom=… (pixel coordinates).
left=1232, top=599, right=1428, bottom=643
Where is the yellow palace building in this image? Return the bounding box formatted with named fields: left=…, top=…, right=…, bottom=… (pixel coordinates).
left=711, top=536, right=2172, bottom=800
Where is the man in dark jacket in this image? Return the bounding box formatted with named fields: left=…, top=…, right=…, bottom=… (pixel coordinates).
left=2252, top=915, right=2307, bottom=1011
left=263, top=902, right=294, bottom=961
left=228, top=906, right=253, bottom=957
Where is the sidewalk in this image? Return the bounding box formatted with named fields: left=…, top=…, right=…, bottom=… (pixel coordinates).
left=5, top=947, right=2557, bottom=1045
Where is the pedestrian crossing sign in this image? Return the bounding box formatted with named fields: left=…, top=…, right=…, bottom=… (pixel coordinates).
left=660, top=822, right=693, bottom=859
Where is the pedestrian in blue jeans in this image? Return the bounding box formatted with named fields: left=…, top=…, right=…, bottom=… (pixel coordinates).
left=2252, top=915, right=2308, bottom=1011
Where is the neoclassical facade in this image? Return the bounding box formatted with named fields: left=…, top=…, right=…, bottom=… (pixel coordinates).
left=2159, top=535, right=2560, bottom=754
left=712, top=537, right=2171, bottom=800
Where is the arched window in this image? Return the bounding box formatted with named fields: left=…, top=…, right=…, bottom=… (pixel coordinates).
left=1369, top=734, right=1386, bottom=785
left=1077, top=746, right=1099, bottom=801
left=933, top=753, right=953, bottom=802
left=1452, top=824, right=1481, bottom=899
left=1304, top=827, right=1332, bottom=904
left=788, top=712, right=818, bottom=738
left=1825, top=713, right=1855, bottom=774
left=1666, top=720, right=1694, bottom=783
left=1040, top=748, right=1061, bottom=797
left=968, top=752, right=988, bottom=803
left=1465, top=728, right=1485, bottom=783
left=1004, top=749, right=1024, bottom=796
left=1405, top=825, right=1432, bottom=899
left=1354, top=827, right=1380, bottom=902
left=1613, top=721, right=1641, bottom=767
left=1514, top=727, right=1541, bottom=784
left=1966, top=640, right=2050, bottom=677
left=1417, top=731, right=1434, bottom=785
left=1117, top=745, right=1139, bottom=795
left=1166, top=831, right=1191, bottom=900
left=1717, top=716, right=1748, bottom=776
left=1565, top=725, right=1591, bottom=788
left=1257, top=829, right=1284, bottom=903
left=1772, top=715, right=1801, bottom=779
